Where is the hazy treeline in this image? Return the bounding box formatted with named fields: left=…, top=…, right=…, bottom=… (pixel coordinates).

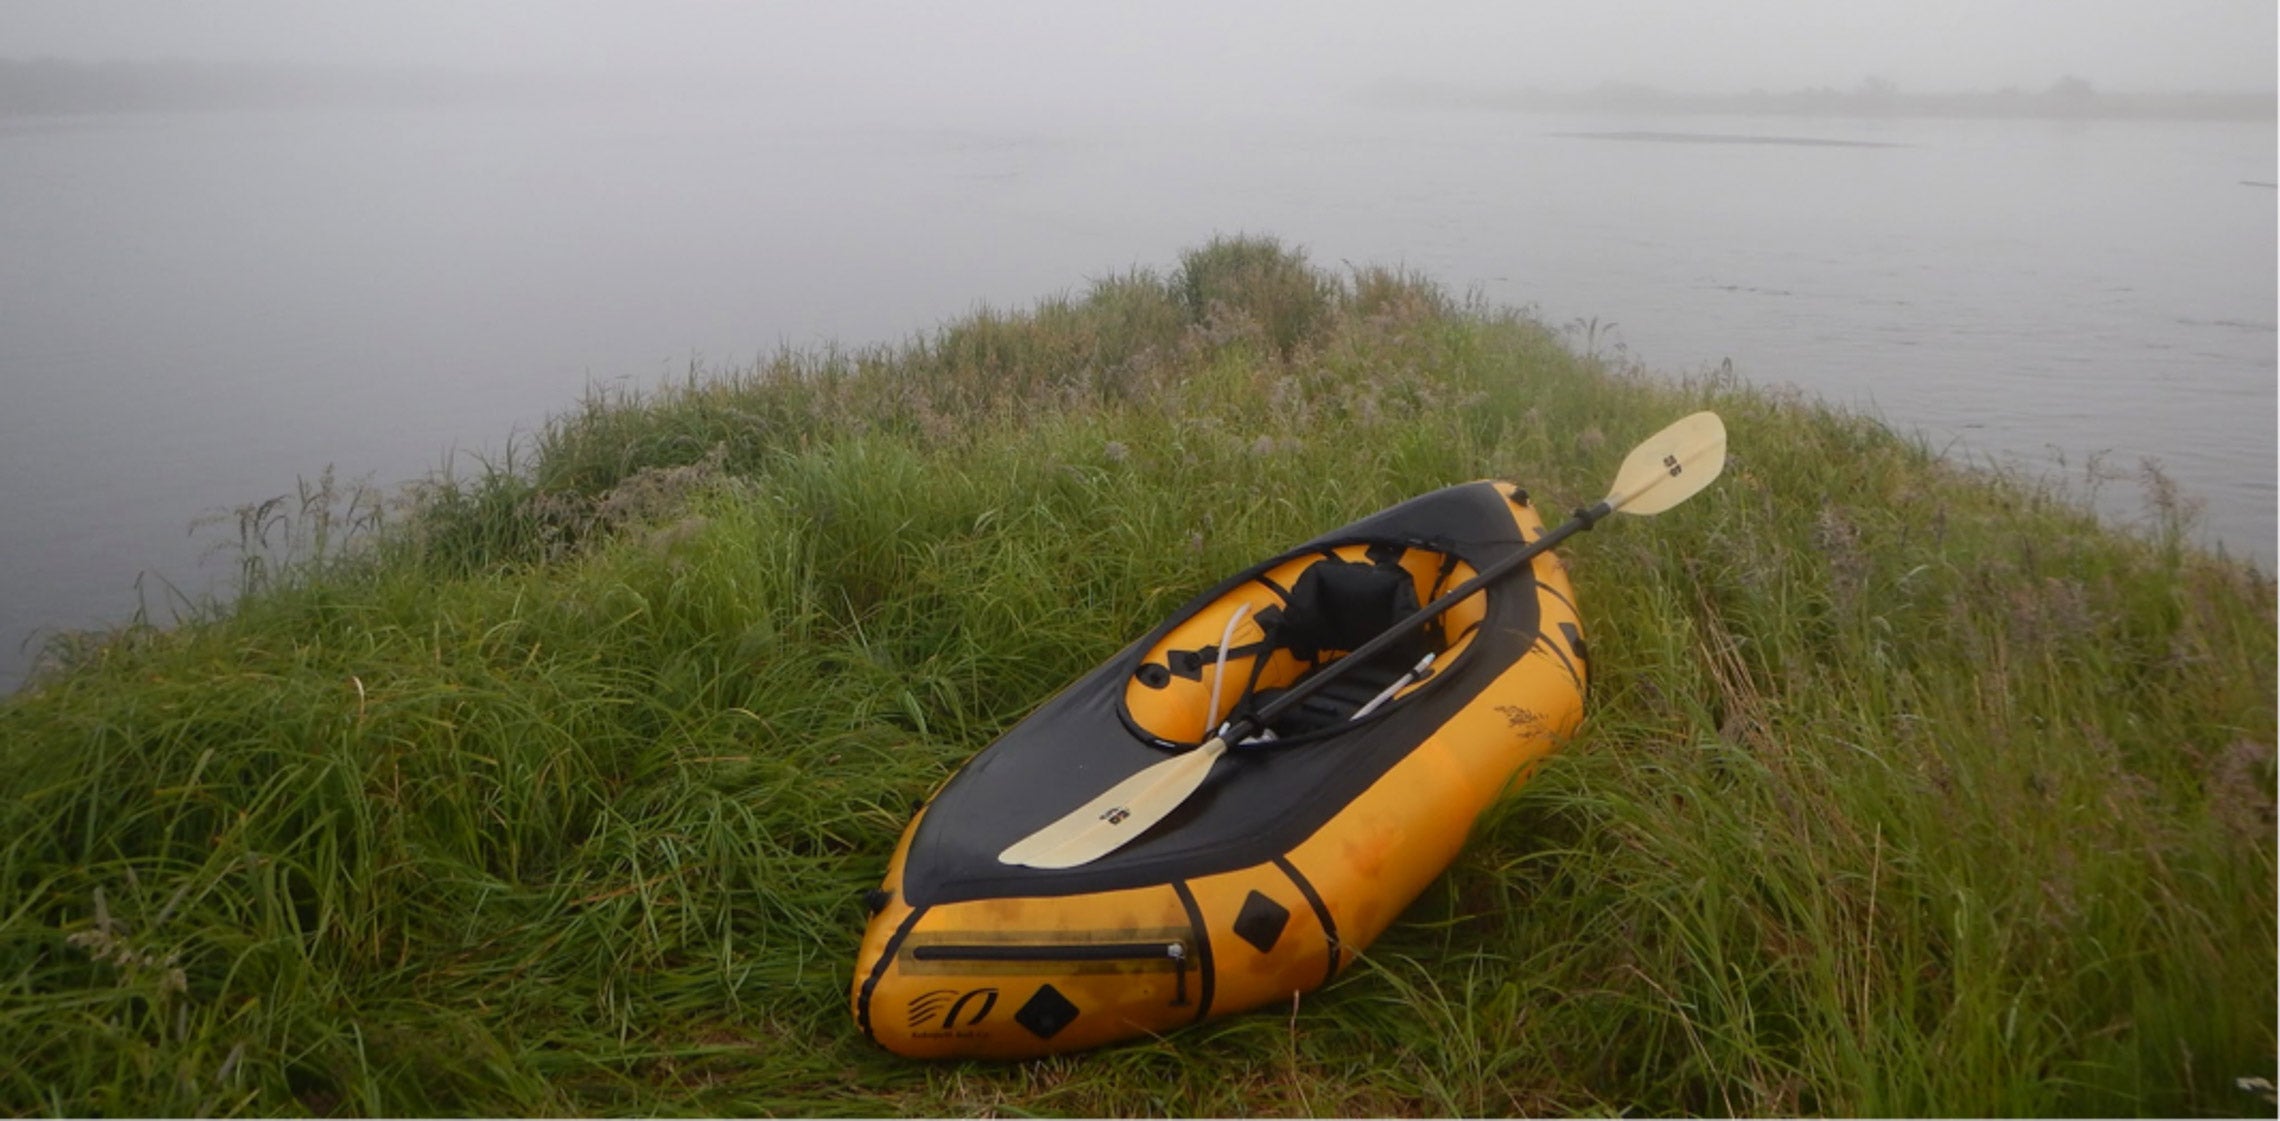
left=10, top=57, right=2270, bottom=122
left=0, top=57, right=572, bottom=115
left=1378, top=76, right=2277, bottom=121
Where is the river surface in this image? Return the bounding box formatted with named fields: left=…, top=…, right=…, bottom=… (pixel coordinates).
left=1, top=98, right=2272, bottom=689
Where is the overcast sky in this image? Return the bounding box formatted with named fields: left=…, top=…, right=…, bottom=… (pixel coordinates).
left=6, top=1, right=2273, bottom=107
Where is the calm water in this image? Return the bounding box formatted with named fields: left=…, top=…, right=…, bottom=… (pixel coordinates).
left=2, top=100, right=2272, bottom=689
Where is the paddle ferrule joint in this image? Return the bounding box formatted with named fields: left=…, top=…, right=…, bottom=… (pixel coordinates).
left=1222, top=718, right=1272, bottom=752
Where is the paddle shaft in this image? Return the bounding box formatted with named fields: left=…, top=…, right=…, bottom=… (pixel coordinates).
left=1225, top=497, right=1610, bottom=745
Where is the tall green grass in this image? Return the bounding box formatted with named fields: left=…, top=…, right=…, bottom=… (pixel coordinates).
left=3, top=236, right=2271, bottom=1116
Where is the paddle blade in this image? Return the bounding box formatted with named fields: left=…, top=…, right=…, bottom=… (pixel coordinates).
left=998, top=738, right=1228, bottom=869
left=1603, top=411, right=1727, bottom=515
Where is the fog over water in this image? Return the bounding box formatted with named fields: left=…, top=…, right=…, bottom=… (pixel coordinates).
left=8, top=1, right=2274, bottom=106
left=1, top=2, right=2274, bottom=689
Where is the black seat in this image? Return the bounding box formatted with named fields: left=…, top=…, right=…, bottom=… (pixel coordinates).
left=1241, top=556, right=1432, bottom=737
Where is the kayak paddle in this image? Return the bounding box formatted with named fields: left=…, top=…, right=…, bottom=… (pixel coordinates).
left=997, top=410, right=1728, bottom=870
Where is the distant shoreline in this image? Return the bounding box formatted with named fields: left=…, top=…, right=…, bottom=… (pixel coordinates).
left=0, top=57, right=585, bottom=116
left=4, top=58, right=2271, bottom=122
left=1551, top=130, right=1907, bottom=149
left=1372, top=79, right=2277, bottom=123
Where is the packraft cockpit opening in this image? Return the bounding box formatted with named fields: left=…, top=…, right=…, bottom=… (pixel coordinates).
left=1121, top=540, right=1489, bottom=748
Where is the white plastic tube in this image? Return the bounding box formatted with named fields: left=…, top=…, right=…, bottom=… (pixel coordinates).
left=1348, top=651, right=1437, bottom=721
left=1204, top=602, right=1251, bottom=738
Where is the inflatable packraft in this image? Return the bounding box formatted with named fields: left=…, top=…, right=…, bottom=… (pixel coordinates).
left=851, top=480, right=1588, bottom=1059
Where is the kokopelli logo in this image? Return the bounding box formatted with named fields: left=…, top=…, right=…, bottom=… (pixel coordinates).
left=907, top=987, right=999, bottom=1031
left=1662, top=453, right=1682, bottom=476
left=1100, top=806, right=1131, bottom=826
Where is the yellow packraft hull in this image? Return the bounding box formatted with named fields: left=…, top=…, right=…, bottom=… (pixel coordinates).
left=852, top=481, right=1586, bottom=1058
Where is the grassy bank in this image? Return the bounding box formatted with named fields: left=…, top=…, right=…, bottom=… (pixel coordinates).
left=2, top=238, right=2272, bottom=1116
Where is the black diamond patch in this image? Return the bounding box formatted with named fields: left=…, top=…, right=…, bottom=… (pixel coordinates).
left=1014, top=983, right=1080, bottom=1040
left=1232, top=890, right=1291, bottom=953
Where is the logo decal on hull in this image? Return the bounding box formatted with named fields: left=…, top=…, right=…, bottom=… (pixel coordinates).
left=907, top=987, right=999, bottom=1032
